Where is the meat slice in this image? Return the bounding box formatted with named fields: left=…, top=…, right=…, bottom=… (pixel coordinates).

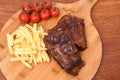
left=53, top=15, right=87, bottom=50
left=44, top=29, right=78, bottom=54
left=49, top=49, right=84, bottom=75
left=44, top=14, right=87, bottom=75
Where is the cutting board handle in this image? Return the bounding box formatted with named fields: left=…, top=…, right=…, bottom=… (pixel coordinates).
left=60, top=0, right=98, bottom=13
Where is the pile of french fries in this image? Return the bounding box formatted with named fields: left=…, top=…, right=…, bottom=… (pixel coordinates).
left=7, top=24, right=50, bottom=69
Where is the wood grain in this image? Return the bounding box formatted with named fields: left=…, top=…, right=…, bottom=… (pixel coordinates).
left=0, top=0, right=120, bottom=80
left=91, top=0, right=120, bottom=80
left=0, top=0, right=102, bottom=80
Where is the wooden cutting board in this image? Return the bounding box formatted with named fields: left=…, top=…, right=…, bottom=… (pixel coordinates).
left=0, top=0, right=102, bottom=80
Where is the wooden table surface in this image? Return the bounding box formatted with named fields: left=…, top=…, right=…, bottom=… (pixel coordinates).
left=0, top=0, right=120, bottom=80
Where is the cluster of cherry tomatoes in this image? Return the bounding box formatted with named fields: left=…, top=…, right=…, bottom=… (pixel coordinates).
left=19, top=0, right=60, bottom=23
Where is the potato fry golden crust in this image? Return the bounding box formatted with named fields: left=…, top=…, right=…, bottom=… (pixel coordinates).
left=7, top=24, right=50, bottom=69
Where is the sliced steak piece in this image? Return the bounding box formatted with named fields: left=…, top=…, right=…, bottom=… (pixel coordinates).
left=44, top=29, right=78, bottom=54
left=44, top=14, right=87, bottom=75
left=54, top=15, right=87, bottom=50
left=49, top=48, right=84, bottom=75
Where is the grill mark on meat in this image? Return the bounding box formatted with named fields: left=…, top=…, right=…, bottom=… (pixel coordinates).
left=55, top=48, right=62, bottom=55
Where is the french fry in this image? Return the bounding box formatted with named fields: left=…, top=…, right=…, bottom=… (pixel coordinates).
left=14, top=48, right=32, bottom=52
left=7, top=24, right=50, bottom=69
left=29, top=54, right=33, bottom=63
left=41, top=52, right=46, bottom=62
left=33, top=23, right=37, bottom=30
left=10, top=57, right=29, bottom=61
left=33, top=54, right=37, bottom=65
left=19, top=27, right=36, bottom=49
left=39, top=26, right=44, bottom=32
left=13, top=44, right=21, bottom=49
left=37, top=51, right=43, bottom=63
left=7, top=33, right=13, bottom=54
left=40, top=39, right=46, bottom=48
left=38, top=47, right=47, bottom=50
left=14, top=50, right=37, bottom=54
left=38, top=52, right=43, bottom=63
left=21, top=61, right=32, bottom=69
left=15, top=54, right=32, bottom=69
left=44, top=52, right=50, bottom=62
left=42, top=51, right=50, bottom=62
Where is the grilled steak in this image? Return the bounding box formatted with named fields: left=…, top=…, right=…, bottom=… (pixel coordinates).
left=44, top=14, right=87, bottom=75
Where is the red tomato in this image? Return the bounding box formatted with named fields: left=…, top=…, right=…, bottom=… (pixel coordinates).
left=22, top=1, right=32, bottom=14
left=41, top=0, right=52, bottom=10
left=32, top=3, right=42, bottom=12
left=40, top=9, right=50, bottom=20
left=30, top=12, right=40, bottom=23
left=32, top=3, right=38, bottom=8
left=50, top=7, right=60, bottom=17
left=19, top=12, right=30, bottom=23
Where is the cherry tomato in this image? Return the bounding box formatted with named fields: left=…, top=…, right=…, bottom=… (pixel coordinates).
left=19, top=12, right=30, bottom=23
left=40, top=9, right=50, bottom=20
left=22, top=1, right=32, bottom=14
left=50, top=7, right=60, bottom=17
left=32, top=3, right=38, bottom=8
left=32, top=3, right=42, bottom=12
left=30, top=12, right=40, bottom=23
left=41, top=0, right=52, bottom=10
